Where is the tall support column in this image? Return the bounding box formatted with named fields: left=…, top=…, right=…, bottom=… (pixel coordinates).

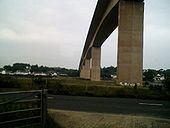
left=117, top=0, right=144, bottom=85
left=90, top=47, right=101, bottom=81
left=84, top=59, right=90, bottom=79
left=80, top=59, right=90, bottom=79
left=80, top=65, right=85, bottom=79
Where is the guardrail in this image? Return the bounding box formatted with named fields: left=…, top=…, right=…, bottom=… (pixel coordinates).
left=0, top=89, right=47, bottom=128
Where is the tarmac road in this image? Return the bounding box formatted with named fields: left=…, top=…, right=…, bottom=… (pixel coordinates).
left=48, top=94, right=170, bottom=119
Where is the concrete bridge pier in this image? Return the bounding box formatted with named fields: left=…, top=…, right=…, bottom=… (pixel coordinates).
left=80, top=59, right=90, bottom=79
left=117, top=0, right=144, bottom=85
left=79, top=0, right=144, bottom=85
left=90, top=47, right=101, bottom=81
left=80, top=65, right=85, bottom=79
left=83, top=59, right=91, bottom=79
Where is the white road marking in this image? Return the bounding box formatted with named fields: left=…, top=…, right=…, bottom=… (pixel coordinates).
left=48, top=97, right=54, bottom=99
left=35, top=96, right=54, bottom=99
left=139, top=102, right=163, bottom=106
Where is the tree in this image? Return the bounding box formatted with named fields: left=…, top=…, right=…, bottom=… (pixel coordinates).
left=67, top=69, right=79, bottom=77
left=143, top=69, right=157, bottom=82
left=101, top=66, right=116, bottom=80
left=163, top=77, right=170, bottom=90
left=164, top=69, right=170, bottom=78
left=3, top=65, right=13, bottom=72
left=0, top=68, right=3, bottom=72
left=12, top=63, right=30, bottom=72
left=30, top=65, right=39, bottom=73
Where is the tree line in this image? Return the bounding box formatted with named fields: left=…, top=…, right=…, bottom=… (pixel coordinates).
left=2, top=63, right=79, bottom=77
left=1, top=63, right=117, bottom=78
left=1, top=63, right=170, bottom=89
left=143, top=69, right=170, bottom=90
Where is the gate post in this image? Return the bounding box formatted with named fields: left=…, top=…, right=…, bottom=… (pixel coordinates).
left=41, top=89, right=47, bottom=128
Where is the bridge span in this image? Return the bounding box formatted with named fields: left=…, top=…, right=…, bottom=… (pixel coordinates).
left=79, top=0, right=144, bottom=85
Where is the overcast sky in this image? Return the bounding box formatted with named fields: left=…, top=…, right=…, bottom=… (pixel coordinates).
left=0, top=0, right=170, bottom=69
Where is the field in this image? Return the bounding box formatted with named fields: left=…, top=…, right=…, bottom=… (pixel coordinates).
left=48, top=109, right=170, bottom=128
left=0, top=75, right=170, bottom=100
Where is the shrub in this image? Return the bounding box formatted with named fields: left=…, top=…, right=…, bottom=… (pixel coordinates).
left=0, top=75, right=20, bottom=88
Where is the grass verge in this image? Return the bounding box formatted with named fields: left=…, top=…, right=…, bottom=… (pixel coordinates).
left=0, top=75, right=170, bottom=100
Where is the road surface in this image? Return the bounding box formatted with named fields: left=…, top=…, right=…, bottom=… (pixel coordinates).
left=48, top=94, right=170, bottom=119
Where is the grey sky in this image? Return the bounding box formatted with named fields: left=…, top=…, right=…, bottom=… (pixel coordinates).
left=0, top=0, right=169, bottom=69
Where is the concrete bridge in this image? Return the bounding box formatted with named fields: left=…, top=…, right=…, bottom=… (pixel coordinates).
left=79, top=0, right=144, bottom=85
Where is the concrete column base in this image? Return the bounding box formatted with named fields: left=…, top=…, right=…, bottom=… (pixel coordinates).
left=80, top=59, right=90, bottom=79
left=80, top=65, right=85, bottom=79
left=90, top=47, right=101, bottom=81
left=84, top=59, right=90, bottom=79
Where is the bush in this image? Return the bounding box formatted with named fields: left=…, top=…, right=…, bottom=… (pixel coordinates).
left=1, top=75, right=170, bottom=100
left=0, top=75, right=20, bottom=88
left=163, top=77, right=170, bottom=90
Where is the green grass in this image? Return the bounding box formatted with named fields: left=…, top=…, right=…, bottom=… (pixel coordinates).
left=0, top=75, right=170, bottom=100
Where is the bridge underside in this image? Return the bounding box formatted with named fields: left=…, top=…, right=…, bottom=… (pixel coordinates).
left=79, top=0, right=144, bottom=85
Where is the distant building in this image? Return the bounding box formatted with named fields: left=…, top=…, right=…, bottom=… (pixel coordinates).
left=51, top=72, right=58, bottom=76
left=154, top=74, right=165, bottom=81
left=0, top=70, right=6, bottom=75
left=59, top=73, right=68, bottom=76
left=111, top=75, right=117, bottom=79
left=14, top=71, right=31, bottom=75
left=32, top=72, right=47, bottom=76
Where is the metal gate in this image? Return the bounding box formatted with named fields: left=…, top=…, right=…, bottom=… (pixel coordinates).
left=0, top=89, right=47, bottom=128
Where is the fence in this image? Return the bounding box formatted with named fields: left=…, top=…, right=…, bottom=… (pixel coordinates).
left=0, top=89, right=47, bottom=128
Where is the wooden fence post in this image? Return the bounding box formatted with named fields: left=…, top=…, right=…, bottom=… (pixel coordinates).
left=42, top=89, right=47, bottom=128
